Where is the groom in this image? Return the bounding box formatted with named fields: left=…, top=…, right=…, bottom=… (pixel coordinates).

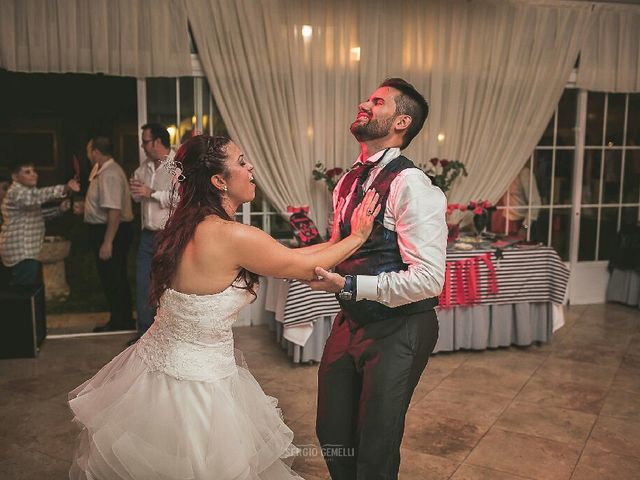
left=307, top=78, right=447, bottom=480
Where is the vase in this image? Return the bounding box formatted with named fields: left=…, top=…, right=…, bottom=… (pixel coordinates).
left=39, top=236, right=71, bottom=300
left=447, top=223, right=459, bottom=242
left=473, top=211, right=489, bottom=235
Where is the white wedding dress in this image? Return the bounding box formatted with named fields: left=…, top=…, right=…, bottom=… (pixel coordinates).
left=68, top=281, right=303, bottom=480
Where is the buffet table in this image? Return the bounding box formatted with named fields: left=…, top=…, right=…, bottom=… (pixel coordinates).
left=265, top=246, right=570, bottom=363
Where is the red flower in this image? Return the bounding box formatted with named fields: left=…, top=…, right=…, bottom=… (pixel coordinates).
left=468, top=201, right=477, bottom=209
left=430, top=157, right=439, bottom=166
left=473, top=207, right=484, bottom=215
left=325, top=167, right=343, bottom=178
left=440, top=159, right=449, bottom=167
left=482, top=200, right=493, bottom=209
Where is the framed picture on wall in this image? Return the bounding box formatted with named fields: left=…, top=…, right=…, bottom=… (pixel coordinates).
left=0, top=130, right=59, bottom=172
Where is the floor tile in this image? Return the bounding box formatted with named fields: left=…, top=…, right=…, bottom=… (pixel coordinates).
left=465, top=429, right=581, bottom=480
left=493, top=401, right=596, bottom=446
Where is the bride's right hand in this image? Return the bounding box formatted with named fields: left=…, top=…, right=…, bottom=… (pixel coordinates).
left=350, top=189, right=380, bottom=242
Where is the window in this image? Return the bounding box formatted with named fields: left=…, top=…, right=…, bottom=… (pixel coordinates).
left=580, top=92, right=640, bottom=261
left=144, top=77, right=291, bottom=238
left=495, top=90, right=640, bottom=263
left=496, top=89, right=577, bottom=260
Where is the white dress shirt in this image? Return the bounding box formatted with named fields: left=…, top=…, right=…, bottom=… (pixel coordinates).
left=332, top=148, right=448, bottom=307
left=132, top=150, right=175, bottom=231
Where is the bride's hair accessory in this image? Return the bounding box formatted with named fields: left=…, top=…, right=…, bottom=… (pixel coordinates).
left=162, top=155, right=185, bottom=184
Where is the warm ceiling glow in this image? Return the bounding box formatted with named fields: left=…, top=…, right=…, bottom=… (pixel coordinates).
left=350, top=47, right=361, bottom=62
left=437, top=133, right=445, bottom=142
left=302, top=25, right=313, bottom=38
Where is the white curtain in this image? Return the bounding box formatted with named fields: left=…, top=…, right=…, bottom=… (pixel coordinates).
left=577, top=3, right=640, bottom=93
left=189, top=0, right=593, bottom=230
left=359, top=0, right=591, bottom=209
left=188, top=0, right=363, bottom=233
left=0, top=0, right=192, bottom=77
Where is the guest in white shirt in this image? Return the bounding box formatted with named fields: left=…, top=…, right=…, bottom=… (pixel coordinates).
left=306, top=78, right=447, bottom=480
left=130, top=123, right=175, bottom=339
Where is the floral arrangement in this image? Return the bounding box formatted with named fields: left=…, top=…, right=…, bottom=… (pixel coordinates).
left=446, top=200, right=496, bottom=237
left=447, top=200, right=495, bottom=215
left=313, top=163, right=347, bottom=193
left=422, top=158, right=468, bottom=194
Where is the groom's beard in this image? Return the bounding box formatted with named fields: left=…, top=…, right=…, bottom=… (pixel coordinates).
left=350, top=115, right=394, bottom=142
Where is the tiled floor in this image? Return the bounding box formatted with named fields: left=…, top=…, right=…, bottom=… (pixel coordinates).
left=1, top=303, right=639, bottom=479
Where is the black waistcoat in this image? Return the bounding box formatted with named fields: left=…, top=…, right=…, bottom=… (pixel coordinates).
left=335, top=155, right=438, bottom=325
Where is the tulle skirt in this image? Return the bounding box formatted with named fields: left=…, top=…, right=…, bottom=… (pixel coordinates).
left=68, top=346, right=303, bottom=480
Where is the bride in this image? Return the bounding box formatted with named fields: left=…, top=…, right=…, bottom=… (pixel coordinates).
left=68, top=134, right=380, bottom=479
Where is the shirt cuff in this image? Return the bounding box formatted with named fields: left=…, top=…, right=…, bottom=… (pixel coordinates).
left=150, top=191, right=159, bottom=201
left=357, top=275, right=378, bottom=302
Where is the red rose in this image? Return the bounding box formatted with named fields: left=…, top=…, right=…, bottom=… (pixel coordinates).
left=473, top=207, right=484, bottom=215
left=326, top=167, right=344, bottom=179
left=430, top=157, right=439, bottom=166
left=482, top=200, right=493, bottom=209
left=468, top=201, right=477, bottom=209
left=440, top=159, right=449, bottom=167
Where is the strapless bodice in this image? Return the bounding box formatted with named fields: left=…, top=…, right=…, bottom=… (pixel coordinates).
left=135, top=283, right=255, bottom=382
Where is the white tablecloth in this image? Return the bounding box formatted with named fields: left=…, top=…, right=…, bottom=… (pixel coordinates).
left=264, top=246, right=570, bottom=363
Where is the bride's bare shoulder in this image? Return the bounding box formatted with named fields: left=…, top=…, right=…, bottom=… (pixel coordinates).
left=196, top=216, right=261, bottom=242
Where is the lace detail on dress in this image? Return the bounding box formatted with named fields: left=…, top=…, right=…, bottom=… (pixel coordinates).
left=135, top=284, right=254, bottom=382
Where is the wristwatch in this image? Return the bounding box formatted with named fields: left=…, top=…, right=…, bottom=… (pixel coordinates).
left=338, top=275, right=356, bottom=301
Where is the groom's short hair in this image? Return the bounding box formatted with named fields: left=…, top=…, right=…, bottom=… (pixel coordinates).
left=380, top=78, right=429, bottom=149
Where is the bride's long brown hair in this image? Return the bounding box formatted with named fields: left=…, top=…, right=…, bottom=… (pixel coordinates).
left=149, top=135, right=258, bottom=305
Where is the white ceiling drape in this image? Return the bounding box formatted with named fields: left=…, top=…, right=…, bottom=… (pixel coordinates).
left=188, top=0, right=362, bottom=232
left=0, top=0, right=192, bottom=77
left=577, top=3, right=640, bottom=93
left=359, top=0, right=591, bottom=206
left=189, top=0, right=592, bottom=229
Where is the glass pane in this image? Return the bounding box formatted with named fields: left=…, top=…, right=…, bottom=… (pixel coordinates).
left=605, top=93, right=625, bottom=147
left=578, top=208, right=598, bottom=261
left=586, top=92, right=604, bottom=146
left=602, top=149, right=621, bottom=204
left=623, top=148, right=640, bottom=203
left=531, top=208, right=549, bottom=246
left=146, top=78, right=177, bottom=141
left=553, top=150, right=574, bottom=205
left=179, top=77, right=195, bottom=144
left=202, top=79, right=211, bottom=134
left=622, top=206, right=639, bottom=227
left=270, top=213, right=293, bottom=239
left=627, top=93, right=640, bottom=146
left=250, top=187, right=266, bottom=212
left=556, top=89, right=577, bottom=146
left=250, top=215, right=263, bottom=230
left=598, top=207, right=619, bottom=261
left=538, top=115, right=554, bottom=146
left=533, top=150, right=553, bottom=205
left=582, top=149, right=601, bottom=205
left=551, top=208, right=571, bottom=261
left=210, top=95, right=228, bottom=137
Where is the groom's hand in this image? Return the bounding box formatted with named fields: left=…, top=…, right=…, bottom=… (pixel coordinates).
left=303, top=267, right=345, bottom=293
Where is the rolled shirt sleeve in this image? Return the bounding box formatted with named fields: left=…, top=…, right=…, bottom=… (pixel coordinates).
left=357, top=169, right=447, bottom=307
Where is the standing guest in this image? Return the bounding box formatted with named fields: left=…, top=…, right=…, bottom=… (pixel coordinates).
left=76, top=136, right=135, bottom=332
left=307, top=78, right=447, bottom=480
left=0, top=161, right=79, bottom=286
left=129, top=123, right=175, bottom=340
